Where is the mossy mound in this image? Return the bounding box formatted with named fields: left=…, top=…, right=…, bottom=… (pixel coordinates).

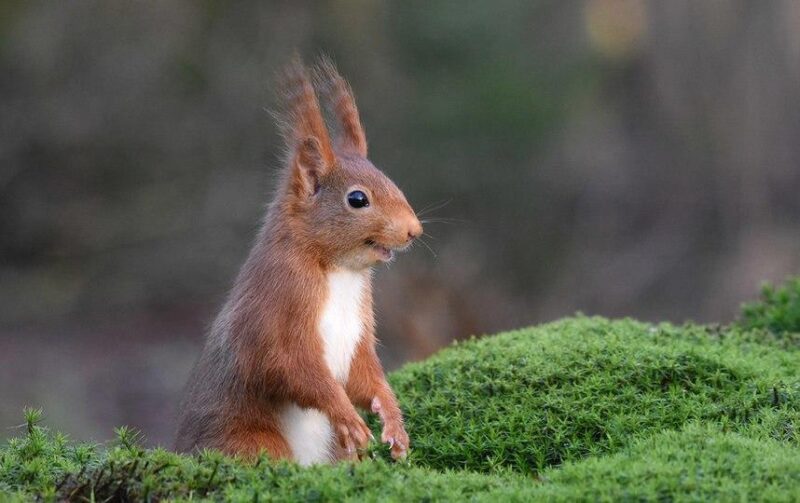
left=3, top=294, right=800, bottom=500
left=387, top=317, right=799, bottom=474
left=535, top=423, right=800, bottom=502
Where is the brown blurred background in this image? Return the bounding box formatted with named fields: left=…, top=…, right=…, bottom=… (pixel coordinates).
left=2, top=1, right=799, bottom=447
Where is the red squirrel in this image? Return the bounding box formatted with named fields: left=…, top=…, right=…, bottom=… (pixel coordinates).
left=174, top=57, right=422, bottom=464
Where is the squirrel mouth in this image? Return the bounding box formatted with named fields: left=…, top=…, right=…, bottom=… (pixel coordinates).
left=365, top=239, right=394, bottom=262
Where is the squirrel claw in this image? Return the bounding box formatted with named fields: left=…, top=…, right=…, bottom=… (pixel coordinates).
left=389, top=438, right=407, bottom=460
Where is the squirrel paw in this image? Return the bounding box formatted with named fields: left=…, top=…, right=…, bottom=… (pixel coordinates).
left=381, top=420, right=409, bottom=460
left=333, top=410, right=371, bottom=455
left=372, top=397, right=409, bottom=460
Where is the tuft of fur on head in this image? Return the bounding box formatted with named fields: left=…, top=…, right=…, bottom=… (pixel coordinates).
left=273, top=55, right=336, bottom=165
left=313, top=55, right=368, bottom=157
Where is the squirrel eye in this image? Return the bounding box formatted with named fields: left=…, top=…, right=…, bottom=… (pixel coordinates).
left=347, top=190, right=370, bottom=209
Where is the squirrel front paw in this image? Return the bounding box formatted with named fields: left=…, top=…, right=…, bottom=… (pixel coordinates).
left=381, top=419, right=409, bottom=460
left=332, top=409, right=372, bottom=456
left=371, top=397, right=409, bottom=460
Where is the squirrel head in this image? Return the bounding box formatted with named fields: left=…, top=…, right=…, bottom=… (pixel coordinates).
left=273, top=57, right=422, bottom=270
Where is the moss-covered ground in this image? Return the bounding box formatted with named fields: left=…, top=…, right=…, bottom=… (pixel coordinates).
left=2, top=277, right=799, bottom=501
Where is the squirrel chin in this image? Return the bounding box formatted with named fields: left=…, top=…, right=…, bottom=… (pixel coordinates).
left=335, top=245, right=394, bottom=270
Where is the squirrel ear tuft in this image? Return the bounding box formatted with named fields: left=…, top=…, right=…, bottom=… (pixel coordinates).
left=274, top=56, right=337, bottom=198
left=275, top=55, right=336, bottom=170
left=314, top=56, right=367, bottom=157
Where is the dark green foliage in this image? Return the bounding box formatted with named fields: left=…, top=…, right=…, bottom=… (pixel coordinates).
left=3, top=315, right=800, bottom=500
left=740, top=277, right=800, bottom=336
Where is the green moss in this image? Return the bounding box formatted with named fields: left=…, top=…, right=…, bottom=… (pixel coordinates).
left=0, top=415, right=539, bottom=502
left=3, top=314, right=800, bottom=500
left=386, top=317, right=799, bottom=474
left=535, top=423, right=800, bottom=502
left=740, top=277, right=800, bottom=336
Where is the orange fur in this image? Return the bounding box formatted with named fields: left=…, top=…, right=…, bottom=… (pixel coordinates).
left=315, top=57, right=368, bottom=156
left=175, top=57, right=420, bottom=463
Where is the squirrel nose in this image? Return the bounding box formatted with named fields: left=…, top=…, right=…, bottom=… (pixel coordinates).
left=406, top=217, right=423, bottom=241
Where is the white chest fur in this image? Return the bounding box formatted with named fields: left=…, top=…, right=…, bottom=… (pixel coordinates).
left=319, top=269, right=366, bottom=382
left=280, top=269, right=366, bottom=465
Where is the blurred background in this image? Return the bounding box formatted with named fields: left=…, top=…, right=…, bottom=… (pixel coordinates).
left=2, top=0, right=799, bottom=447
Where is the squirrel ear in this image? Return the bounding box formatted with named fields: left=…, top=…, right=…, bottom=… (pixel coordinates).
left=290, top=136, right=330, bottom=197
left=275, top=56, right=336, bottom=198
left=314, top=57, right=367, bottom=157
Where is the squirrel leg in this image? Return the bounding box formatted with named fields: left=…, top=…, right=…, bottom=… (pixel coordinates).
left=221, top=416, right=292, bottom=462
left=346, top=338, right=409, bottom=460
left=274, top=355, right=372, bottom=457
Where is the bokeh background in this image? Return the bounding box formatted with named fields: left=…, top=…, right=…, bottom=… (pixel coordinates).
left=2, top=0, right=799, bottom=447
